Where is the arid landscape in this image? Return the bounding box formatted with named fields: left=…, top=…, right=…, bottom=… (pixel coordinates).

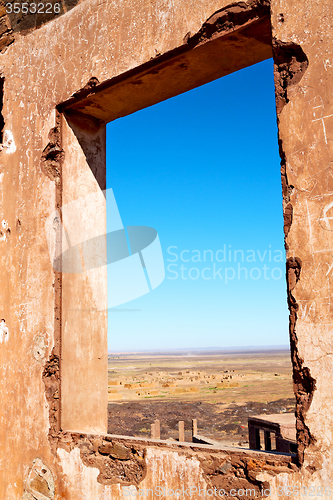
left=107, top=347, right=295, bottom=447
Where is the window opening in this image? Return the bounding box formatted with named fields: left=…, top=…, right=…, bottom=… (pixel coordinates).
left=103, top=58, right=294, bottom=450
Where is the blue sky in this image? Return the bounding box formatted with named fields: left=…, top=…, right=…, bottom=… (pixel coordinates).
left=106, top=58, right=289, bottom=351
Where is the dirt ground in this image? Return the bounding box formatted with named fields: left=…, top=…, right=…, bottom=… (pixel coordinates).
left=107, top=348, right=295, bottom=447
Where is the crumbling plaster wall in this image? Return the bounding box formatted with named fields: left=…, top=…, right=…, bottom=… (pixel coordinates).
left=0, top=0, right=333, bottom=498
left=271, top=0, right=333, bottom=476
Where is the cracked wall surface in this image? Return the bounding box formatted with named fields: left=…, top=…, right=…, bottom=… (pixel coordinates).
left=0, top=0, right=333, bottom=498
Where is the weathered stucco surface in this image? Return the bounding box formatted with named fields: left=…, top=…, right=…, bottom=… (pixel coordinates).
left=0, top=0, right=333, bottom=497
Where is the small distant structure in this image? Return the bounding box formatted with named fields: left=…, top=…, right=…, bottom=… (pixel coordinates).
left=151, top=420, right=161, bottom=439
left=248, top=413, right=297, bottom=454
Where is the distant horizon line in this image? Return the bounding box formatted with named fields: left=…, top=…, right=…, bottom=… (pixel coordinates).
left=108, top=344, right=290, bottom=354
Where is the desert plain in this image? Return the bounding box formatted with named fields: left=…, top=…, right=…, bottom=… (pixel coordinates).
left=107, top=347, right=295, bottom=448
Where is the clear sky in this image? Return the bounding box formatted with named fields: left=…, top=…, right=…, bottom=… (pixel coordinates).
left=106, top=58, right=289, bottom=352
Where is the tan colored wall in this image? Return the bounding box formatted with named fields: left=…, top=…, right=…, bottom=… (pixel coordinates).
left=271, top=0, right=333, bottom=481
left=61, top=116, right=108, bottom=434
left=0, top=0, right=333, bottom=498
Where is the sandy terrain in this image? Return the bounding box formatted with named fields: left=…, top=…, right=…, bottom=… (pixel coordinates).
left=107, top=348, right=295, bottom=447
